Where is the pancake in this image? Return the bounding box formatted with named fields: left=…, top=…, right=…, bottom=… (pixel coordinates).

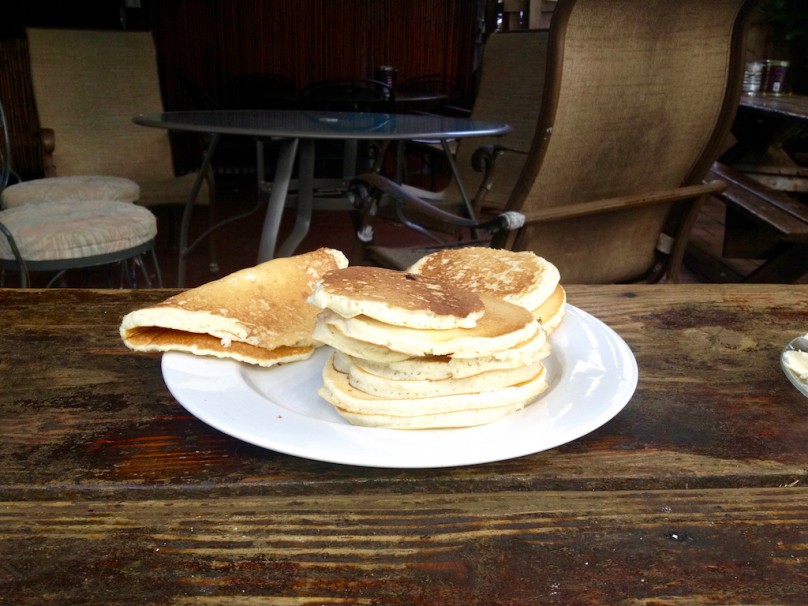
left=120, top=247, right=348, bottom=367
left=319, top=295, right=540, bottom=358
left=319, top=353, right=549, bottom=429
left=128, top=326, right=314, bottom=366
left=335, top=351, right=545, bottom=399
left=308, top=265, right=485, bottom=329
left=408, top=247, right=560, bottom=312
left=532, top=285, right=566, bottom=334
left=347, top=329, right=551, bottom=381
left=312, top=319, right=413, bottom=363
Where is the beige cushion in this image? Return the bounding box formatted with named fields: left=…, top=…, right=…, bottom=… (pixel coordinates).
left=0, top=199, right=156, bottom=261
left=1, top=175, right=140, bottom=209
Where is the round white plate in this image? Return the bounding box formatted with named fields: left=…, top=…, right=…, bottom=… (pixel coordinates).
left=161, top=305, right=638, bottom=468
left=781, top=333, right=808, bottom=399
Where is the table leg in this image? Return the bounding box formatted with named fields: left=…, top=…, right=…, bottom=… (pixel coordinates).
left=276, top=139, right=315, bottom=258
left=257, top=138, right=299, bottom=263
left=178, top=132, right=220, bottom=288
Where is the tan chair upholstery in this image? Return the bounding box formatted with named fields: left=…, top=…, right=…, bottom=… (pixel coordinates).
left=454, top=31, right=549, bottom=212
left=25, top=28, right=217, bottom=281
left=356, top=0, right=756, bottom=284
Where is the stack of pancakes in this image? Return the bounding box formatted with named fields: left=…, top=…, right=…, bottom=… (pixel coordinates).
left=407, top=247, right=566, bottom=334
left=309, top=266, right=551, bottom=429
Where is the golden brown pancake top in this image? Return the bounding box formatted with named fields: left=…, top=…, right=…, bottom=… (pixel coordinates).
left=409, top=247, right=546, bottom=301
left=315, top=266, right=484, bottom=322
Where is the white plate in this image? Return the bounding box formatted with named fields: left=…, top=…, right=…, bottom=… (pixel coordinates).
left=161, top=305, right=638, bottom=468
left=781, top=333, right=808, bottom=399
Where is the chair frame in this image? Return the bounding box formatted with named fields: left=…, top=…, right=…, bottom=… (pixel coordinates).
left=0, top=229, right=161, bottom=288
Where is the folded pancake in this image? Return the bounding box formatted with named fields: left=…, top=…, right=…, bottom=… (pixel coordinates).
left=407, top=247, right=566, bottom=333
left=120, top=247, right=348, bottom=367
left=308, top=265, right=485, bottom=329
left=319, top=353, right=548, bottom=429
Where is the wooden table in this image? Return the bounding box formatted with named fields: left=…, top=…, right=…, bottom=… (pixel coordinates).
left=740, top=94, right=808, bottom=124
left=2, top=285, right=808, bottom=604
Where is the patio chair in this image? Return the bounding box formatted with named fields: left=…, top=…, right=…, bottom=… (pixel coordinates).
left=353, top=0, right=756, bottom=284
left=351, top=30, right=549, bottom=265
left=0, top=97, right=161, bottom=288
left=23, top=28, right=217, bottom=280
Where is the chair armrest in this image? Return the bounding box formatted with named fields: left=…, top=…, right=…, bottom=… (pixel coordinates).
left=499, top=180, right=726, bottom=284
left=351, top=172, right=524, bottom=238
left=410, top=105, right=472, bottom=118
left=519, top=181, right=726, bottom=224
left=38, top=128, right=57, bottom=177
left=440, top=104, right=472, bottom=117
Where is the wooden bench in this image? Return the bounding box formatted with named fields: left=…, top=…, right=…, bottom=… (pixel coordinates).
left=706, top=162, right=808, bottom=283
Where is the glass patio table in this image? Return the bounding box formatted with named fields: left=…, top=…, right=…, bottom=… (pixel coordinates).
left=133, top=110, right=511, bottom=286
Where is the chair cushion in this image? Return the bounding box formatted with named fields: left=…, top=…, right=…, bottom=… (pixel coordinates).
left=0, top=175, right=140, bottom=209
left=0, top=199, right=156, bottom=261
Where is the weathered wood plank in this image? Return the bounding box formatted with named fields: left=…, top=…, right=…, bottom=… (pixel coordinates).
left=1, top=488, right=807, bottom=605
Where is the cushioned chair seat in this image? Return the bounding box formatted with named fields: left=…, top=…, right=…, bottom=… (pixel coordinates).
left=0, top=175, right=140, bottom=209
left=0, top=199, right=156, bottom=261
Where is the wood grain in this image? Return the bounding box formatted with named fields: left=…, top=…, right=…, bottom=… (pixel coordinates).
left=1, top=285, right=807, bottom=603
left=2, top=489, right=807, bottom=604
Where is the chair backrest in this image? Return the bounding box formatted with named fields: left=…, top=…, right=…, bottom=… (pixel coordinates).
left=500, top=0, right=755, bottom=283
left=26, top=28, right=175, bottom=182
left=455, top=30, right=549, bottom=209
